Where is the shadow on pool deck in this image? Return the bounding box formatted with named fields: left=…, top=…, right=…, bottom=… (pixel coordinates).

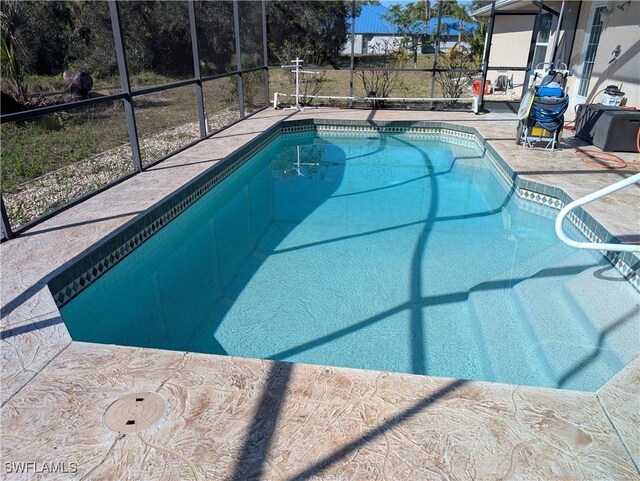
left=20, top=210, right=144, bottom=237
left=230, top=358, right=467, bottom=480
left=284, top=378, right=468, bottom=481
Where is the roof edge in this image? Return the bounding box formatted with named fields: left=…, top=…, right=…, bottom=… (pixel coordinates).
left=471, top=0, right=527, bottom=17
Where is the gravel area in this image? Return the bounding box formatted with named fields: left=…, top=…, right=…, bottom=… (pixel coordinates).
left=4, top=108, right=239, bottom=229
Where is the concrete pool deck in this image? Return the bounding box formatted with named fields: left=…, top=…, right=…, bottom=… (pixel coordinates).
left=1, top=108, right=639, bottom=480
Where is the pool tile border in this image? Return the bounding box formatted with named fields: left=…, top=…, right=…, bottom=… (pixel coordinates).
left=48, top=119, right=640, bottom=307
left=48, top=122, right=284, bottom=307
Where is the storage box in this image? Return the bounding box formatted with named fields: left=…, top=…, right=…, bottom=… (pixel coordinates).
left=575, top=104, right=640, bottom=152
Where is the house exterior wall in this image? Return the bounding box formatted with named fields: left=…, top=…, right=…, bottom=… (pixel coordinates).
left=364, top=34, right=404, bottom=54
left=346, top=34, right=364, bottom=55
left=476, top=1, right=639, bottom=115
left=487, top=14, right=534, bottom=94
left=480, top=1, right=574, bottom=96
left=566, top=1, right=640, bottom=112
left=341, top=34, right=401, bottom=54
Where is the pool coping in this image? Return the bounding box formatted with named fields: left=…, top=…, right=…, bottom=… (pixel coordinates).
left=2, top=109, right=638, bottom=479
left=48, top=119, right=639, bottom=310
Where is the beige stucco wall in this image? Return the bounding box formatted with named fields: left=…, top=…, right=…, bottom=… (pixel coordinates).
left=477, top=0, right=639, bottom=116
left=487, top=14, right=533, bottom=92
left=483, top=1, right=567, bottom=95
left=489, top=15, right=534, bottom=69
left=566, top=0, right=640, bottom=112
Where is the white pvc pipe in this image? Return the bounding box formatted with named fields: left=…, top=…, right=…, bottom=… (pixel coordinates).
left=364, top=96, right=471, bottom=102
left=295, top=61, right=300, bottom=109
left=273, top=93, right=470, bottom=102
left=555, top=172, right=640, bottom=252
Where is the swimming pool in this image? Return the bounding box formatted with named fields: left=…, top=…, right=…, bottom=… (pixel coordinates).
left=58, top=123, right=639, bottom=392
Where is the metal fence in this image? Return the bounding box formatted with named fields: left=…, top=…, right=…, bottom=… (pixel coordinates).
left=1, top=0, right=558, bottom=240
left=0, top=0, right=269, bottom=239
left=267, top=0, right=482, bottom=110
left=266, top=0, right=564, bottom=112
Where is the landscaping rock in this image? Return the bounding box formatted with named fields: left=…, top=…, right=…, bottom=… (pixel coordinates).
left=63, top=70, right=93, bottom=99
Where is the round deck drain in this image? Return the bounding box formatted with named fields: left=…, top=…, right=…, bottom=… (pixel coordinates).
left=104, top=392, right=166, bottom=434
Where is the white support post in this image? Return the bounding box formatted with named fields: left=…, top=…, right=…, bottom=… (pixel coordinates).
left=294, top=57, right=302, bottom=109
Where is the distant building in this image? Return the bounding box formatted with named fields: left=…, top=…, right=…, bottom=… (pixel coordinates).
left=343, top=4, right=477, bottom=55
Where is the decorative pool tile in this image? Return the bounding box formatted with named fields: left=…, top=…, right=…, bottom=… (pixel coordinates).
left=517, top=188, right=564, bottom=210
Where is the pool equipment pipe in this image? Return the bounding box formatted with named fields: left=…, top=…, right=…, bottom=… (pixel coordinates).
left=272, top=92, right=471, bottom=109
left=280, top=58, right=321, bottom=110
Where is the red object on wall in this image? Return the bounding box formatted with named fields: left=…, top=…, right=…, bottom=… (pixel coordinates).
left=472, top=80, right=492, bottom=95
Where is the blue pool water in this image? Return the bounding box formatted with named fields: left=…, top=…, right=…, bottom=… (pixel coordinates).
left=61, top=130, right=639, bottom=391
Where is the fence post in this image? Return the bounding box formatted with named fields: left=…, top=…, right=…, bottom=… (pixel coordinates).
left=522, top=2, right=543, bottom=94
left=0, top=196, right=13, bottom=240
left=108, top=1, right=143, bottom=171
left=233, top=0, right=245, bottom=119
left=429, top=0, right=444, bottom=109
left=551, top=1, right=566, bottom=64
left=349, top=0, right=356, bottom=107
left=262, top=0, right=269, bottom=107
left=478, top=0, right=496, bottom=113
left=189, top=0, right=207, bottom=138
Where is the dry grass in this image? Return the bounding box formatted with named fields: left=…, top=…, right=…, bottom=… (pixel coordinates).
left=1, top=59, right=481, bottom=229
left=268, top=54, right=477, bottom=108
left=1, top=74, right=250, bottom=228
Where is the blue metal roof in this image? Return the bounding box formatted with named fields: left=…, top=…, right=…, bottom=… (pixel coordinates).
left=351, top=4, right=398, bottom=34
left=426, top=17, right=478, bottom=36
left=350, top=4, right=477, bottom=36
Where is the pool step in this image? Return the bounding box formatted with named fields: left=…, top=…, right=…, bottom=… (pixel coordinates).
left=466, top=242, right=578, bottom=387
left=467, top=279, right=555, bottom=387
left=563, top=265, right=639, bottom=367
left=511, top=251, right=623, bottom=391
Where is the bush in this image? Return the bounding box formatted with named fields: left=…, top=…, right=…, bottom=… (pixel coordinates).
left=270, top=39, right=327, bottom=105
left=434, top=44, right=475, bottom=106
left=356, top=40, right=408, bottom=107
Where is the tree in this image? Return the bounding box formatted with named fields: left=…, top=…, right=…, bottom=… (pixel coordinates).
left=463, top=20, right=486, bottom=66
left=195, top=1, right=235, bottom=75
left=385, top=1, right=478, bottom=68
left=0, top=0, right=30, bottom=103
left=449, top=3, right=472, bottom=44
left=20, top=1, right=73, bottom=75
left=436, top=0, right=467, bottom=17
left=267, top=1, right=370, bottom=67
left=469, top=0, right=493, bottom=12
left=434, top=42, right=475, bottom=106
left=68, top=0, right=118, bottom=77
left=384, top=1, right=432, bottom=69
left=134, top=1, right=194, bottom=77
left=464, top=0, right=488, bottom=65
